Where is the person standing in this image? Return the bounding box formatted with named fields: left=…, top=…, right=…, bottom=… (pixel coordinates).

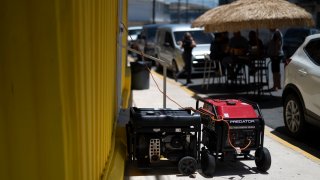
left=210, top=32, right=229, bottom=75
left=181, top=32, right=196, bottom=84
left=248, top=30, right=264, bottom=75
left=222, top=31, right=249, bottom=79
left=210, top=32, right=229, bottom=61
left=268, top=29, right=284, bottom=91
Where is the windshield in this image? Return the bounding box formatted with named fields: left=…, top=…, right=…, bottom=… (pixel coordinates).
left=174, top=30, right=213, bottom=45
left=128, top=29, right=142, bottom=36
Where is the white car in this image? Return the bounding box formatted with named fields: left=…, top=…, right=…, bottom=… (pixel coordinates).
left=128, top=26, right=143, bottom=42
left=282, top=34, right=320, bottom=137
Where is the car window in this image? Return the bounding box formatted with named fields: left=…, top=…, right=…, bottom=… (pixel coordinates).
left=164, top=32, right=174, bottom=47
left=304, top=38, right=320, bottom=66
left=156, top=31, right=163, bottom=44
left=173, top=30, right=213, bottom=45
left=144, top=27, right=157, bottom=42
left=129, top=29, right=142, bottom=36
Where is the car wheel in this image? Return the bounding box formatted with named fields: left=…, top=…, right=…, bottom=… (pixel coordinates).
left=155, top=55, right=163, bottom=72
left=283, top=94, right=306, bottom=137
left=255, top=147, right=271, bottom=172
left=172, top=60, right=179, bottom=81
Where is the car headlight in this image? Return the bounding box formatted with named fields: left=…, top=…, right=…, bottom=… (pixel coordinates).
left=194, top=55, right=205, bottom=60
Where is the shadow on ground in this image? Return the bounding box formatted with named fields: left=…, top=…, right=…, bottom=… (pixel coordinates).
left=125, top=159, right=265, bottom=179
left=187, top=83, right=282, bottom=109
left=271, top=126, right=320, bottom=159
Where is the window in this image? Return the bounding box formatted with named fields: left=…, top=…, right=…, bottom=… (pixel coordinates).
left=304, top=38, right=320, bottom=66
left=145, top=27, right=157, bottom=42
left=164, top=32, right=173, bottom=47
left=128, top=29, right=142, bottom=36
left=173, top=30, right=213, bottom=45
left=156, top=31, right=163, bottom=44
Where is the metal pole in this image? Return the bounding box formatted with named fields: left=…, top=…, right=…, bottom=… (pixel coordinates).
left=152, top=0, right=156, bottom=24
left=116, top=0, right=123, bottom=113
left=186, top=0, right=189, bottom=23
left=163, top=66, right=167, bottom=108
left=178, top=0, right=181, bottom=23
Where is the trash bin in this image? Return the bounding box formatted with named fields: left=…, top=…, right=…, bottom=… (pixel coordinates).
left=130, top=61, right=152, bottom=90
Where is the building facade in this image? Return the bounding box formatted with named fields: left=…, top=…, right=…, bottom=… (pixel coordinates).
left=0, top=0, right=129, bottom=179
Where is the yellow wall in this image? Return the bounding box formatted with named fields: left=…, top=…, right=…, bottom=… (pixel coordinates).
left=0, top=0, right=127, bottom=180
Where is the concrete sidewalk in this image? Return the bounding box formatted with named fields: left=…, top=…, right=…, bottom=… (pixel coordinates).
left=124, top=70, right=320, bottom=180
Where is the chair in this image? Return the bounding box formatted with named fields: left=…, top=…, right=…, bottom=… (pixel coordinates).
left=202, top=54, right=225, bottom=90
left=226, top=63, right=247, bottom=86
left=249, top=58, right=270, bottom=94
left=225, top=56, right=248, bottom=86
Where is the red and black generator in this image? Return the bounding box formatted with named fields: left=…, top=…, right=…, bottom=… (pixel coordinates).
left=196, top=98, right=271, bottom=177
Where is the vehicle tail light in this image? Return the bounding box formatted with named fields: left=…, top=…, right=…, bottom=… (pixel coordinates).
left=284, top=58, right=292, bottom=68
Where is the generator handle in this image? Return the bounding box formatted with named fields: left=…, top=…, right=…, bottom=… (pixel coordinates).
left=196, top=98, right=218, bottom=116
left=196, top=97, right=207, bottom=110
left=238, top=98, right=263, bottom=117
left=196, top=97, right=213, bottom=110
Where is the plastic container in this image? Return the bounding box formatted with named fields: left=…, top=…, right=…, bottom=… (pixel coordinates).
left=130, top=61, right=151, bottom=90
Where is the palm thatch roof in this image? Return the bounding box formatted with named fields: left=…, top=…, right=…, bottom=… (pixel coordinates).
left=192, top=0, right=315, bottom=32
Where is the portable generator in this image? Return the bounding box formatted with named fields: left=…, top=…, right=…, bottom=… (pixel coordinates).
left=196, top=98, right=271, bottom=177
left=126, top=107, right=201, bottom=175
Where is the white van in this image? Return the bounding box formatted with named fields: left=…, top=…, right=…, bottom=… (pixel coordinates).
left=155, top=24, right=214, bottom=74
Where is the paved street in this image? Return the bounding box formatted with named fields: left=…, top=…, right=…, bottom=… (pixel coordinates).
left=125, top=67, right=320, bottom=180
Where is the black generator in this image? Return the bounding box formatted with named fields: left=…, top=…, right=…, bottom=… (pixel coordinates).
left=126, top=107, right=201, bottom=175
left=196, top=98, right=271, bottom=177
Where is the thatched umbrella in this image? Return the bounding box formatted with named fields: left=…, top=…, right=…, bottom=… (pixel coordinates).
left=192, top=0, right=315, bottom=32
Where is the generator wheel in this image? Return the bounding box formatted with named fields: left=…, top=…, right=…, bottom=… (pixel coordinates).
left=201, top=150, right=216, bottom=177
left=255, top=147, right=271, bottom=172
left=178, top=156, right=197, bottom=176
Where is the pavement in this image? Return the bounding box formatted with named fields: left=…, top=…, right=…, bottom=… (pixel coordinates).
left=123, top=69, right=320, bottom=180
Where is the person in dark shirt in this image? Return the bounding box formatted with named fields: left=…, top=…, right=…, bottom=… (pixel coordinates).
left=248, top=30, right=264, bottom=59
left=210, top=32, right=229, bottom=60
left=210, top=32, right=229, bottom=75
left=248, top=30, right=264, bottom=75
left=267, top=28, right=284, bottom=91
left=181, top=32, right=196, bottom=84
left=222, top=31, right=249, bottom=79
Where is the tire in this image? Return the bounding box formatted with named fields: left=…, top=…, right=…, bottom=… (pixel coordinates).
left=283, top=94, right=306, bottom=137
left=255, top=147, right=271, bottom=172
left=201, top=150, right=216, bottom=177
left=155, top=55, right=163, bottom=72
left=172, top=60, right=179, bottom=81
left=178, top=156, right=197, bottom=176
